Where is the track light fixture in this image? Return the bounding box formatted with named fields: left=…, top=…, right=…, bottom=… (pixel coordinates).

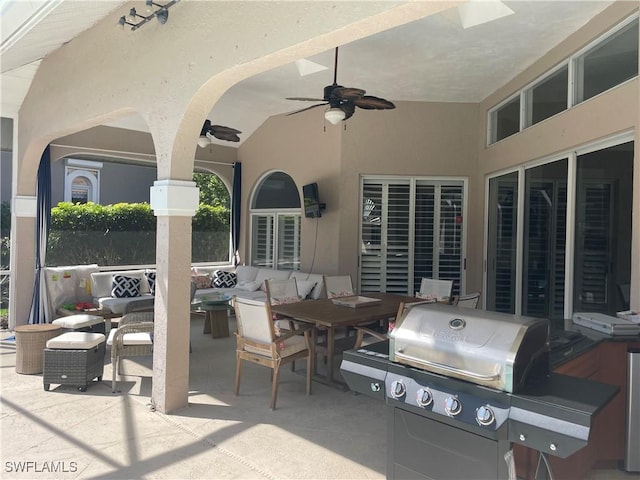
left=118, top=0, right=180, bottom=31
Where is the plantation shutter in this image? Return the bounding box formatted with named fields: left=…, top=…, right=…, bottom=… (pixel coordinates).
left=360, top=177, right=464, bottom=296
left=251, top=215, right=274, bottom=268
left=277, top=215, right=301, bottom=270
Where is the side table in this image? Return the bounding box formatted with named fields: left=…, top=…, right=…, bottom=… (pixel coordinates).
left=194, top=299, right=232, bottom=338
left=15, top=324, right=63, bottom=374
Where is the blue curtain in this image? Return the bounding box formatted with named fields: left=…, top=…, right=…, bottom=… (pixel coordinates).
left=28, top=146, right=52, bottom=324
left=231, top=162, right=242, bottom=266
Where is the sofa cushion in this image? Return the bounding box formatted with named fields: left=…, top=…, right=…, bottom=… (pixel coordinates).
left=212, top=270, right=237, bottom=288
left=254, top=268, right=292, bottom=291
left=98, top=294, right=154, bottom=315
left=296, top=280, right=317, bottom=299
left=112, top=275, right=141, bottom=298
left=235, top=265, right=259, bottom=283
left=91, top=269, right=149, bottom=298
left=236, top=280, right=261, bottom=292
left=290, top=272, right=325, bottom=300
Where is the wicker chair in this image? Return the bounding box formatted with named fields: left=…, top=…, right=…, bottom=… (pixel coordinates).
left=233, top=297, right=312, bottom=410
left=108, top=311, right=154, bottom=393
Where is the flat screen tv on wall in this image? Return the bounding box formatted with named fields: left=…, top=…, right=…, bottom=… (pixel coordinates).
left=303, top=182, right=325, bottom=218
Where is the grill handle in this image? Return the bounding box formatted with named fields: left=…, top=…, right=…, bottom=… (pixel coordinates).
left=394, top=352, right=501, bottom=381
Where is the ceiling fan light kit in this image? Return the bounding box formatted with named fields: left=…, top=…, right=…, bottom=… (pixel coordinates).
left=118, top=0, right=179, bottom=31
left=324, top=107, right=346, bottom=125
left=286, top=46, right=395, bottom=123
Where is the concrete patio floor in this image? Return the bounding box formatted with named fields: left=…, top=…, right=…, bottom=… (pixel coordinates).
left=1, top=314, right=632, bottom=480
left=1, top=314, right=386, bottom=479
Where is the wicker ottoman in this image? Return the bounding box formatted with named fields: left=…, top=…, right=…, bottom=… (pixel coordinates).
left=15, top=324, right=63, bottom=374
left=52, top=314, right=105, bottom=334
left=43, top=332, right=106, bottom=392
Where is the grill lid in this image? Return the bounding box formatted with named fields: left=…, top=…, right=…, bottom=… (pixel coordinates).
left=389, top=303, right=549, bottom=392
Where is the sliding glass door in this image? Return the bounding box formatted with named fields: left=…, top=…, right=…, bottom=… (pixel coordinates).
left=486, top=172, right=518, bottom=313
left=485, top=139, right=633, bottom=325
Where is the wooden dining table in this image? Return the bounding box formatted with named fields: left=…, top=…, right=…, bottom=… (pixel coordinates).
left=271, top=292, right=419, bottom=384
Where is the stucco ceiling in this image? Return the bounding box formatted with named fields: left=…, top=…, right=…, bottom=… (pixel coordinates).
left=0, top=0, right=616, bottom=146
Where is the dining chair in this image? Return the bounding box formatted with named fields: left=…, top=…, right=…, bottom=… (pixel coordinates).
left=323, top=275, right=355, bottom=299
left=417, top=278, right=454, bottom=303
left=233, top=297, right=312, bottom=410
left=453, top=292, right=481, bottom=309
left=107, top=311, right=154, bottom=393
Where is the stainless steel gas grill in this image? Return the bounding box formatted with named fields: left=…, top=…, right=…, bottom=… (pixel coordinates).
left=341, top=303, right=618, bottom=480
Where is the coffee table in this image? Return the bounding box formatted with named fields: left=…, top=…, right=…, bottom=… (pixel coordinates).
left=193, top=297, right=232, bottom=338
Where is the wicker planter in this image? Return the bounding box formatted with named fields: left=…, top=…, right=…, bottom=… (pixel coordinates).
left=15, top=324, right=62, bottom=374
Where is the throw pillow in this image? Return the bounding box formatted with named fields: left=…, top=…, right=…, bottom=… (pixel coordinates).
left=212, top=270, right=237, bottom=288
left=296, top=280, right=317, bottom=299
left=145, top=272, right=156, bottom=295
left=111, top=275, right=141, bottom=298
left=328, top=289, right=355, bottom=299
left=191, top=274, right=211, bottom=290
left=236, top=280, right=260, bottom=292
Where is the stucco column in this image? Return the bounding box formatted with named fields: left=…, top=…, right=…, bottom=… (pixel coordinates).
left=150, top=180, right=199, bottom=413
left=9, top=196, right=37, bottom=329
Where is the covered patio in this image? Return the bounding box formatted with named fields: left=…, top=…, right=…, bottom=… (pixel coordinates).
left=0, top=313, right=387, bottom=479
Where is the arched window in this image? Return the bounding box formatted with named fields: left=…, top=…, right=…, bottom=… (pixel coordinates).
left=250, top=171, right=301, bottom=270
left=64, top=159, right=101, bottom=203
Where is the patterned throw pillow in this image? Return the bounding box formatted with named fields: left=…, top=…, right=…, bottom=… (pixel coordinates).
left=111, top=275, right=141, bottom=298
left=212, top=270, right=237, bottom=288
left=145, top=272, right=156, bottom=295
left=191, top=274, right=211, bottom=289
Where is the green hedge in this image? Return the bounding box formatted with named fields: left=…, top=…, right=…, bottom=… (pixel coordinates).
left=47, top=202, right=230, bottom=266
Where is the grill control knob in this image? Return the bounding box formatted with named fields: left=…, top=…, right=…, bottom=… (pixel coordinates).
left=390, top=380, right=406, bottom=399
left=444, top=396, right=462, bottom=416
left=475, top=405, right=495, bottom=426
left=416, top=388, right=433, bottom=407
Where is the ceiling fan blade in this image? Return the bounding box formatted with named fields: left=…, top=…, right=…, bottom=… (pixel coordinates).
left=286, top=97, right=326, bottom=102
left=353, top=96, right=396, bottom=110
left=286, top=102, right=328, bottom=116
left=200, top=119, right=212, bottom=136
left=340, top=102, right=356, bottom=120
left=209, top=125, right=242, bottom=142
left=334, top=87, right=366, bottom=100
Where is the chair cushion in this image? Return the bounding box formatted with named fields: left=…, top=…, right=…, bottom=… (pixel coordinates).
left=212, top=270, right=237, bottom=288
left=52, top=314, right=103, bottom=329
left=46, top=332, right=105, bottom=349
left=112, top=275, right=141, bottom=298
left=244, top=334, right=307, bottom=358
left=107, top=328, right=153, bottom=346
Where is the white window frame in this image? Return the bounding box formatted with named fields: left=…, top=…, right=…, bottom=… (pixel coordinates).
left=483, top=130, right=635, bottom=322
left=487, top=13, right=638, bottom=146
left=64, top=159, right=102, bottom=203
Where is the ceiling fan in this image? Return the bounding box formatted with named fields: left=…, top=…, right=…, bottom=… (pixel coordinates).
left=198, top=120, right=242, bottom=147
left=286, top=46, right=396, bottom=124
